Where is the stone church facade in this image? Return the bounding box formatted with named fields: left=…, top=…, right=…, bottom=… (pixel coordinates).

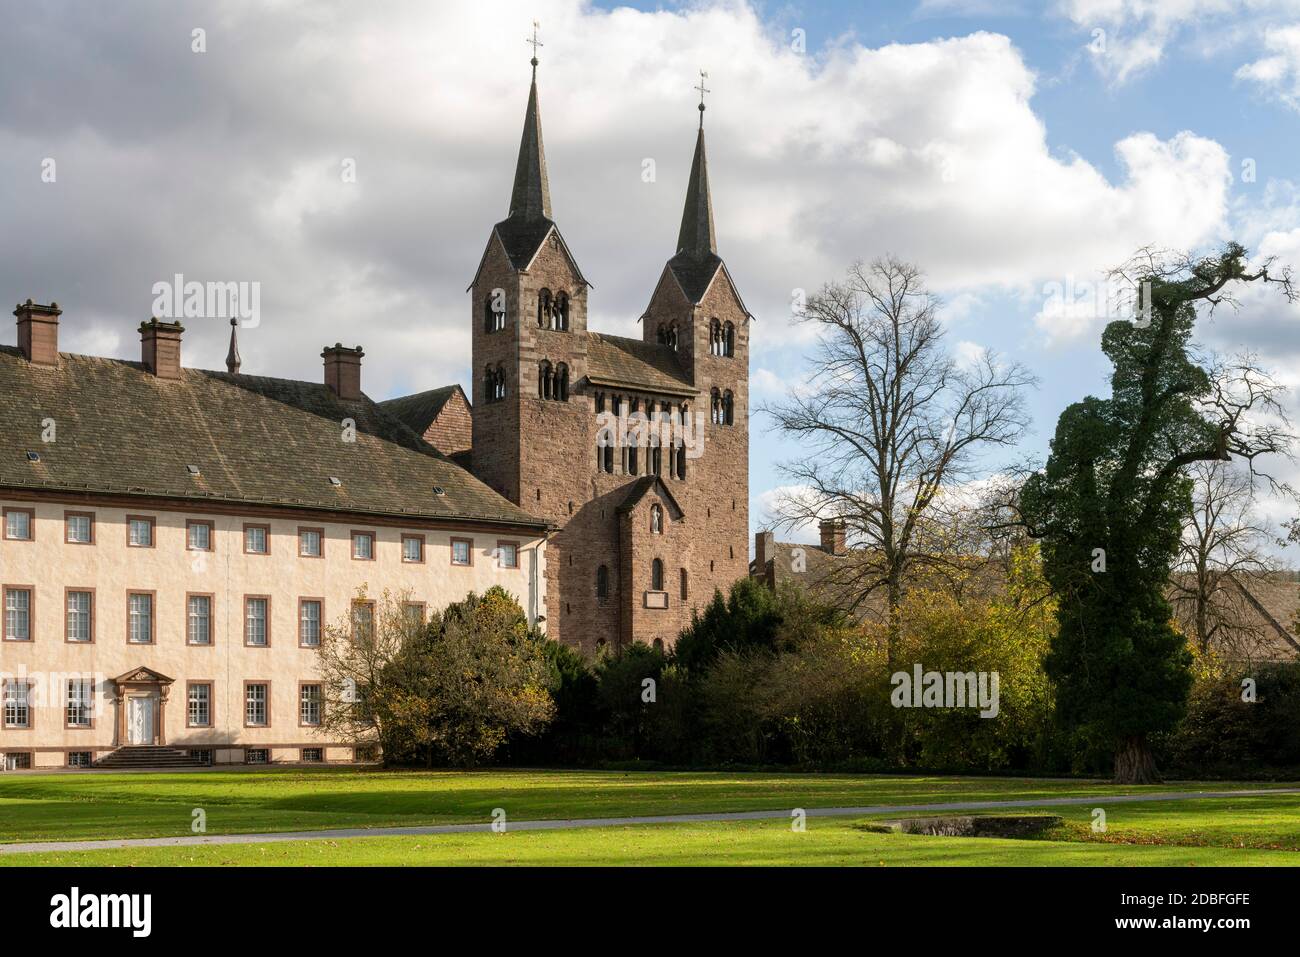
left=394, top=64, right=752, bottom=652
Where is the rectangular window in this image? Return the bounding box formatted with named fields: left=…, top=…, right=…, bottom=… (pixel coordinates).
left=4, top=588, right=32, bottom=641
left=187, top=520, right=212, bottom=551
left=301, top=748, right=323, bottom=763
left=299, top=599, right=322, bottom=647
left=188, top=683, right=211, bottom=728
left=67, top=751, right=92, bottom=768
left=497, top=542, right=519, bottom=569
left=401, top=534, right=424, bottom=563
left=3, top=681, right=30, bottom=728
left=451, top=538, right=472, bottom=566
left=3, top=508, right=33, bottom=541
left=128, top=592, right=154, bottom=644
left=187, top=594, right=212, bottom=646
left=65, top=512, right=93, bottom=544
left=244, top=524, right=269, bottom=555
left=300, top=684, right=322, bottom=726
left=66, top=679, right=92, bottom=728
left=66, top=590, right=92, bottom=643
left=351, top=531, right=374, bottom=560
left=298, top=527, right=322, bottom=558
left=189, top=749, right=213, bottom=766
left=245, top=684, right=268, bottom=727
left=245, top=597, right=269, bottom=646
left=402, top=602, right=425, bottom=627
left=3, top=753, right=32, bottom=771
left=245, top=748, right=268, bottom=765
left=127, top=516, right=154, bottom=547
left=351, top=601, right=375, bottom=642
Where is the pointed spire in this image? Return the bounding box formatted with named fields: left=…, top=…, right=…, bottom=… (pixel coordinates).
left=675, top=117, right=717, bottom=260
left=225, top=318, right=241, bottom=374
left=509, top=23, right=552, bottom=222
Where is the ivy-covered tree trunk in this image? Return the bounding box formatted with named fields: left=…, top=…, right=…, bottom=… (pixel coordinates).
left=1019, top=243, right=1293, bottom=785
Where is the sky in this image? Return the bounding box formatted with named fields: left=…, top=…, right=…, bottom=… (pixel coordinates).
left=3, top=0, right=1300, bottom=553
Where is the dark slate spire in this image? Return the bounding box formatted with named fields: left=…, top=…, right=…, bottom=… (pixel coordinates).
left=507, top=42, right=552, bottom=222
left=675, top=124, right=717, bottom=259
left=225, top=318, right=241, bottom=374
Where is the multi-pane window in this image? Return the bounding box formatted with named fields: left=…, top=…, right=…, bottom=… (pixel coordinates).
left=245, top=748, right=269, bottom=764
left=301, top=748, right=323, bottom=763
left=3, top=753, right=32, bottom=771
left=244, top=524, right=269, bottom=554
left=402, top=603, right=424, bottom=626
left=128, top=593, right=153, bottom=643
left=3, top=681, right=30, bottom=728
left=351, top=531, right=374, bottom=560
left=401, top=535, right=423, bottom=563
left=67, top=751, right=92, bottom=768
left=4, top=509, right=32, bottom=540
left=299, top=528, right=322, bottom=557
left=352, top=602, right=375, bottom=642
left=187, top=521, right=211, bottom=551
left=245, top=597, right=268, bottom=646
left=66, top=679, right=92, bottom=728
left=66, top=590, right=92, bottom=642
left=497, top=542, right=519, bottom=569
left=299, top=600, right=321, bottom=647
left=4, top=588, right=31, bottom=641
left=451, top=539, right=471, bottom=566
left=187, top=595, right=212, bottom=645
left=245, top=684, right=268, bottom=727
left=300, top=684, right=322, bottom=726
left=188, top=684, right=211, bottom=727
left=66, top=513, right=92, bottom=544
left=128, top=517, right=153, bottom=547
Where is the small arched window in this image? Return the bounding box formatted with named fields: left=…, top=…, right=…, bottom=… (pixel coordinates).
left=680, top=567, right=689, bottom=600
left=658, top=323, right=678, bottom=350
left=724, top=390, right=734, bottom=426
left=724, top=321, right=735, bottom=357
left=650, top=504, right=663, bottom=534
left=490, top=365, right=507, bottom=402
left=709, top=317, right=722, bottom=356
left=555, top=292, right=570, bottom=331
left=673, top=441, right=686, bottom=480
left=596, top=564, right=609, bottom=600
left=710, top=388, right=722, bottom=425
left=651, top=558, right=664, bottom=591
left=653, top=638, right=664, bottom=653
left=484, top=298, right=495, bottom=333
left=484, top=365, right=494, bottom=403
left=538, top=360, right=553, bottom=399
left=555, top=363, right=569, bottom=401
left=537, top=289, right=552, bottom=328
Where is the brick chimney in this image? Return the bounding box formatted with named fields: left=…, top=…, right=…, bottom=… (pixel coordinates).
left=322, top=344, right=364, bottom=400
left=139, top=319, right=185, bottom=380
left=819, top=519, right=846, bottom=556
left=14, top=300, right=61, bottom=366
left=755, top=530, right=774, bottom=570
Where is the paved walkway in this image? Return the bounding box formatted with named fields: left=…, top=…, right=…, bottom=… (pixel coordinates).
left=3, top=786, right=1297, bottom=855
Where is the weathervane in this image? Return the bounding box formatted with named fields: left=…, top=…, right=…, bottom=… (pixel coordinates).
left=527, top=21, right=543, bottom=78
left=695, top=69, right=710, bottom=128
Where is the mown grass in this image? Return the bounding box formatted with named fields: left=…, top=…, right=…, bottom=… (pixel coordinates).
left=7, top=799, right=1300, bottom=867
left=0, top=766, right=1295, bottom=849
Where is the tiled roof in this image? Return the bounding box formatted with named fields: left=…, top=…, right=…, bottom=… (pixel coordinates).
left=586, top=333, right=695, bottom=396
left=377, top=385, right=463, bottom=438
left=0, top=347, right=546, bottom=529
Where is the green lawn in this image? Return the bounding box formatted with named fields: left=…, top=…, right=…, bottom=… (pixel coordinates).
left=8, top=797, right=1300, bottom=867
left=0, top=766, right=1296, bottom=854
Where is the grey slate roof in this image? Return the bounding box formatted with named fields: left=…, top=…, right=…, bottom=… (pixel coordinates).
left=377, top=385, right=464, bottom=438
left=585, top=333, right=695, bottom=396
left=0, top=347, right=546, bottom=529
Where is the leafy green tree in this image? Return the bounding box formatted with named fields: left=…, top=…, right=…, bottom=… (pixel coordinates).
left=674, top=577, right=812, bottom=675
left=1020, top=243, right=1293, bottom=783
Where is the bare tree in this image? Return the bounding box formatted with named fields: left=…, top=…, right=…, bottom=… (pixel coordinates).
left=1169, top=460, right=1283, bottom=656
left=763, top=257, right=1036, bottom=662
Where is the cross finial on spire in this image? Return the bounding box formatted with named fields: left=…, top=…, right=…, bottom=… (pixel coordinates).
left=527, top=21, right=543, bottom=78
left=695, top=69, right=710, bottom=128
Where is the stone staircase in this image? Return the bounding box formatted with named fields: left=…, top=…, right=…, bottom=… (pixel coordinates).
left=93, top=746, right=207, bottom=769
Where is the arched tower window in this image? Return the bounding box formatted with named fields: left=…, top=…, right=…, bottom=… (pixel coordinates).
left=657, top=323, right=678, bottom=350
left=484, top=365, right=494, bottom=403
left=724, top=321, right=735, bottom=357
left=596, top=564, right=609, bottom=600
left=537, top=289, right=552, bottom=328
left=555, top=292, right=570, bottom=331
left=710, top=388, right=722, bottom=425
left=651, top=558, right=664, bottom=591
left=650, top=504, right=663, bottom=534
left=538, top=360, right=553, bottom=399
left=555, top=363, right=569, bottom=401
left=709, top=317, right=722, bottom=356
left=724, top=389, right=734, bottom=426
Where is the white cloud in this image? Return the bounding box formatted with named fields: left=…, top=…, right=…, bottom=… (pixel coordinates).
left=1237, top=24, right=1300, bottom=110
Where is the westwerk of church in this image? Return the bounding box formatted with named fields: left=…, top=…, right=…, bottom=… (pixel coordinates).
left=0, top=58, right=749, bottom=768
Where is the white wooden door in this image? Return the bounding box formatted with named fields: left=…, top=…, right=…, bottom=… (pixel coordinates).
left=127, top=697, right=154, bottom=745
